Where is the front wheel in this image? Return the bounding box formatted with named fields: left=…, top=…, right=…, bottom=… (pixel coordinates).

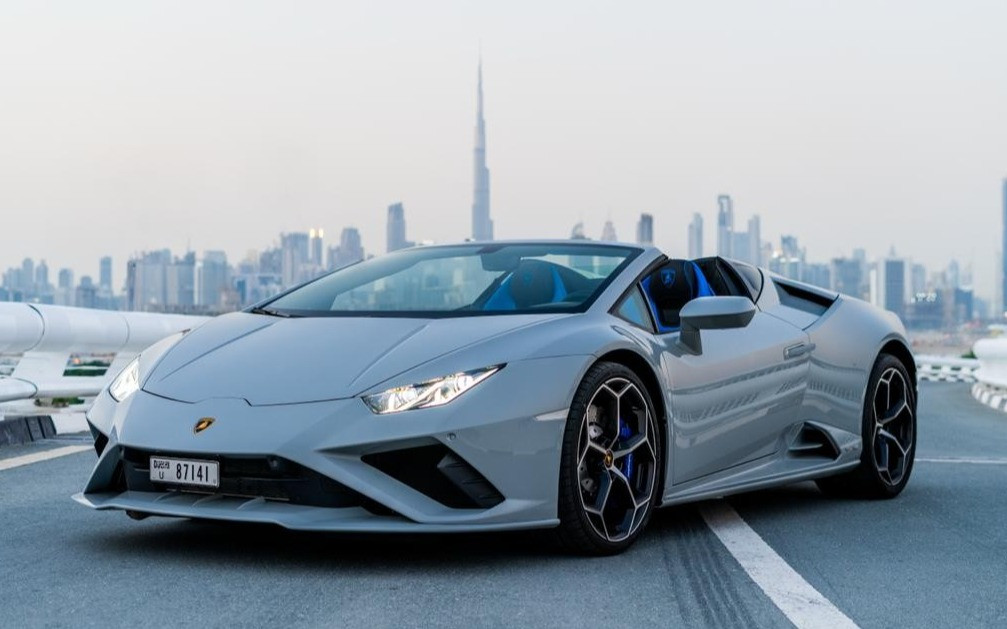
left=816, top=353, right=917, bottom=499
left=554, top=362, right=662, bottom=555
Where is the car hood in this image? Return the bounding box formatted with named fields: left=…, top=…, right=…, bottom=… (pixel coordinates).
left=141, top=312, right=564, bottom=405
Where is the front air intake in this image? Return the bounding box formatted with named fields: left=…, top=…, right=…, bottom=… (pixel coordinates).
left=363, top=444, right=504, bottom=510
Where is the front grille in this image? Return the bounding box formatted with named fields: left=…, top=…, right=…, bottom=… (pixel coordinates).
left=118, top=447, right=387, bottom=512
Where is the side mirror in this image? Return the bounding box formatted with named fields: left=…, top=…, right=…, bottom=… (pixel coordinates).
left=678, top=296, right=756, bottom=355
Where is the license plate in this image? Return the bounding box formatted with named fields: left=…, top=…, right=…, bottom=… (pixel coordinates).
left=149, top=456, right=219, bottom=488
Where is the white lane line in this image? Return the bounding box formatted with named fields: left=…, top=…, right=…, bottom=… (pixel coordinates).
left=0, top=445, right=92, bottom=471
left=917, top=457, right=1007, bottom=465
left=700, top=501, right=859, bottom=629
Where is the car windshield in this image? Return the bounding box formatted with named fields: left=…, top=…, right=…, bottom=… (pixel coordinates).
left=262, top=243, right=640, bottom=317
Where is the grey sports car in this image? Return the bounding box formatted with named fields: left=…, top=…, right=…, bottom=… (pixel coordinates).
left=76, top=241, right=917, bottom=554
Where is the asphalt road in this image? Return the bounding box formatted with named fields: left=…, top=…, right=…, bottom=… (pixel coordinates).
left=1, top=382, right=1005, bottom=628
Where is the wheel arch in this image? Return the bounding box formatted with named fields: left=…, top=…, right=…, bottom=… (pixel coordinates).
left=878, top=338, right=917, bottom=391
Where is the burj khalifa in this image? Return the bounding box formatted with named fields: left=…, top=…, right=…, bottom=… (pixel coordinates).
left=471, top=59, right=493, bottom=241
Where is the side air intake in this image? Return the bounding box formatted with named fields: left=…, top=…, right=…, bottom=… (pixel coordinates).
left=788, top=423, right=841, bottom=460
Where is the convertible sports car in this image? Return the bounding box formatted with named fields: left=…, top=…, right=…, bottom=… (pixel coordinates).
left=76, top=241, right=917, bottom=554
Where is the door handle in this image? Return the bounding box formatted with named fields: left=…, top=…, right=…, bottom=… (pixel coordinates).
left=784, top=342, right=815, bottom=360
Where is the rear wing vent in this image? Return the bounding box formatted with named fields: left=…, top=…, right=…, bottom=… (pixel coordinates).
left=774, top=279, right=837, bottom=317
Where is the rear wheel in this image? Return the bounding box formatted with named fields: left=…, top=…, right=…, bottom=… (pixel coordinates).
left=816, top=353, right=916, bottom=498
left=555, top=362, right=662, bottom=555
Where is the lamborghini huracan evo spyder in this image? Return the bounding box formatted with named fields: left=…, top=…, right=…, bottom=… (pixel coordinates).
left=76, top=241, right=917, bottom=554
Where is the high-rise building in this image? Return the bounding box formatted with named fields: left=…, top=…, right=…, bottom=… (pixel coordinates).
left=636, top=213, right=653, bottom=246
left=387, top=203, right=412, bottom=252
left=570, top=222, right=588, bottom=240
left=76, top=276, right=97, bottom=309
left=771, top=235, right=804, bottom=281
left=716, top=195, right=734, bottom=257
left=199, top=251, right=229, bottom=308
left=21, top=258, right=34, bottom=293
left=35, top=260, right=49, bottom=291
left=747, top=215, right=762, bottom=266
left=309, top=229, right=324, bottom=267
left=166, top=252, right=196, bottom=307
left=874, top=257, right=907, bottom=320
left=99, top=256, right=113, bottom=291
left=601, top=220, right=618, bottom=242
left=330, top=227, right=365, bottom=270
left=831, top=257, right=864, bottom=299
left=1002, top=178, right=1007, bottom=317
left=911, top=263, right=928, bottom=294
left=54, top=268, right=74, bottom=306
left=280, top=232, right=310, bottom=286
left=126, top=249, right=172, bottom=311
left=688, top=214, right=703, bottom=259
left=57, top=268, right=74, bottom=290
left=471, top=59, right=493, bottom=241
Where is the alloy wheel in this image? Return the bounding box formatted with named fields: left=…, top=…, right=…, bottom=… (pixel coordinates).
left=871, top=367, right=915, bottom=486
left=576, top=378, right=658, bottom=543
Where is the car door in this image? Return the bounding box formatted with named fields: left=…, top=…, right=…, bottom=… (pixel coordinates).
left=641, top=259, right=811, bottom=484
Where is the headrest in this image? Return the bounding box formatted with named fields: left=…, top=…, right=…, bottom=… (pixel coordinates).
left=646, top=261, right=697, bottom=303
left=644, top=261, right=698, bottom=329
left=509, top=260, right=557, bottom=309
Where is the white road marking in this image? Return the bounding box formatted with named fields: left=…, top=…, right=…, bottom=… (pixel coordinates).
left=0, top=445, right=92, bottom=471
left=916, top=457, right=1007, bottom=465
left=700, top=501, right=859, bottom=629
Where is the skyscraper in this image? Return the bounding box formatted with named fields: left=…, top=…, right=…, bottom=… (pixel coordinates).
left=717, top=195, right=734, bottom=257
left=330, top=227, right=365, bottom=270
left=1002, top=178, right=1007, bottom=317
left=387, top=203, right=412, bottom=252
left=199, top=251, right=229, bottom=309
left=601, top=220, right=618, bottom=242
left=471, top=59, right=493, bottom=241
left=636, top=214, right=654, bottom=246
left=99, top=256, right=113, bottom=291
left=873, top=256, right=907, bottom=320
left=747, top=215, right=762, bottom=266
left=280, top=232, right=310, bottom=286
left=309, top=229, right=324, bottom=267
left=688, top=213, right=703, bottom=259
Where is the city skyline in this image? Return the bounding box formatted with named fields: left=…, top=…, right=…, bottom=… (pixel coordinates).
left=2, top=189, right=984, bottom=323
left=1, top=2, right=1006, bottom=302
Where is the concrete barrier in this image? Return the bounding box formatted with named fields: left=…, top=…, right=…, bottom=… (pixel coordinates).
left=0, top=303, right=207, bottom=404
left=971, top=336, right=1007, bottom=413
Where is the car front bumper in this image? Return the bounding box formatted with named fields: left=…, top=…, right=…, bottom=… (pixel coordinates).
left=76, top=355, right=588, bottom=532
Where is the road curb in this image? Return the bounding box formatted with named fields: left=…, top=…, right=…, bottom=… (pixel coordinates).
left=0, top=416, right=57, bottom=446
left=972, top=382, right=1007, bottom=413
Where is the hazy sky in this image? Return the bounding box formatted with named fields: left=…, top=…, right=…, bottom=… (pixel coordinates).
left=2, top=1, right=1005, bottom=300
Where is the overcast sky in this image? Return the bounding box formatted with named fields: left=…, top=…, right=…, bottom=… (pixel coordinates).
left=1, top=1, right=1005, bottom=300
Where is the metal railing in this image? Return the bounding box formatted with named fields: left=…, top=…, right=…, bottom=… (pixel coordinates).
left=0, top=303, right=206, bottom=404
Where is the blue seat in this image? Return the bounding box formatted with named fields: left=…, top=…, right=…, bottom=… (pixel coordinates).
left=484, top=261, right=568, bottom=311
left=641, top=261, right=714, bottom=333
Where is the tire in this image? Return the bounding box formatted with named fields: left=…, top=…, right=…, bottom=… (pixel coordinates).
left=554, top=361, right=663, bottom=555
left=816, top=353, right=917, bottom=499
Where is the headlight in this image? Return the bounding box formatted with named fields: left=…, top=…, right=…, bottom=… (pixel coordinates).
left=108, top=358, right=140, bottom=402
left=363, top=365, right=502, bottom=415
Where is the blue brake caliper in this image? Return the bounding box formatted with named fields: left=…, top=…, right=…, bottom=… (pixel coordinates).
left=618, top=420, right=634, bottom=482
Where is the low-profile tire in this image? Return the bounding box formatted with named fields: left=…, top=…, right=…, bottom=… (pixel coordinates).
left=554, top=361, right=663, bottom=555
left=816, top=353, right=917, bottom=499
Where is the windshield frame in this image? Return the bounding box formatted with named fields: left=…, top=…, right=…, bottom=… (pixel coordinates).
left=251, top=242, right=642, bottom=319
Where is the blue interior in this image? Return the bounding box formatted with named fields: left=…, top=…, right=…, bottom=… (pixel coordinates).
left=483, top=267, right=568, bottom=310
left=641, top=261, right=715, bottom=333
